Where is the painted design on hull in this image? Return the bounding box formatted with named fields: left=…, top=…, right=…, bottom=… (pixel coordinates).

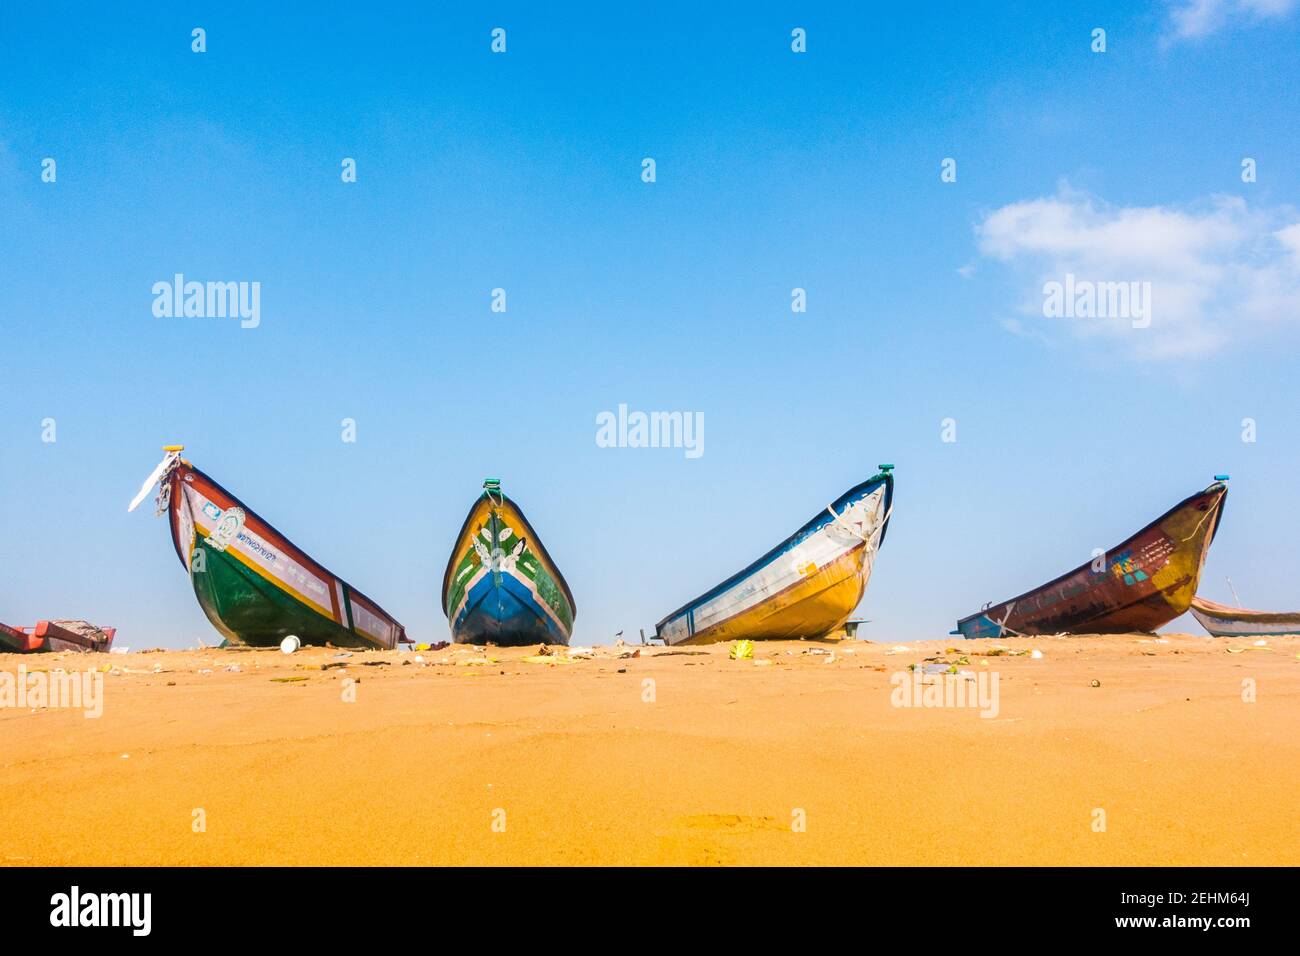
left=130, top=448, right=405, bottom=649
left=655, top=467, right=895, bottom=645
left=1189, top=596, right=1300, bottom=637
left=956, top=480, right=1229, bottom=639
left=442, top=480, right=576, bottom=646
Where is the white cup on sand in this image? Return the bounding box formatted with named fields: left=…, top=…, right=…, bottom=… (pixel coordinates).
left=280, top=635, right=301, bottom=654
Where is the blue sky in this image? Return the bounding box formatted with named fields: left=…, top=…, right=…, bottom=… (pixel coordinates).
left=2, top=1, right=1298, bottom=647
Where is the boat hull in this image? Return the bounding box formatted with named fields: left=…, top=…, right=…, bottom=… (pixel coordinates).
left=442, top=488, right=576, bottom=646
left=655, top=470, right=894, bottom=645
left=33, top=621, right=116, bottom=653
left=0, top=621, right=114, bottom=653
left=956, top=482, right=1228, bottom=639
left=1189, top=596, right=1300, bottom=637
left=0, top=623, right=38, bottom=653
left=166, top=461, right=405, bottom=649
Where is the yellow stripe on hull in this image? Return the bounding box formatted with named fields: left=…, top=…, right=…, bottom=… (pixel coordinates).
left=677, top=546, right=868, bottom=644
left=445, top=497, right=570, bottom=606
left=193, top=520, right=337, bottom=622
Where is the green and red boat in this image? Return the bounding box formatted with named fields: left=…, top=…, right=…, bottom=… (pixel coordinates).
left=129, top=446, right=406, bottom=649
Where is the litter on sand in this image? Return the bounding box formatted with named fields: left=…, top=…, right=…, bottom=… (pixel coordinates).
left=729, top=640, right=754, bottom=660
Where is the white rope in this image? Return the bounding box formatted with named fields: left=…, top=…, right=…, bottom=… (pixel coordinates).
left=991, top=605, right=1026, bottom=638
left=1179, top=495, right=1223, bottom=543
left=826, top=500, right=891, bottom=546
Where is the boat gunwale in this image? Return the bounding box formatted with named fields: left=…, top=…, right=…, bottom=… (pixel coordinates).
left=169, top=461, right=406, bottom=640
left=653, top=472, right=894, bottom=634
left=955, top=481, right=1228, bottom=631
left=440, top=489, right=577, bottom=618
left=1189, top=595, right=1300, bottom=624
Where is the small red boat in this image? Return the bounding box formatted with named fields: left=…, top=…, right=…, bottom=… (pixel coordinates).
left=1, top=622, right=39, bottom=653
left=0, top=620, right=117, bottom=654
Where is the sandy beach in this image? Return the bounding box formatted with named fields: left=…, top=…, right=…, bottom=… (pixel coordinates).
left=2, top=633, right=1296, bottom=866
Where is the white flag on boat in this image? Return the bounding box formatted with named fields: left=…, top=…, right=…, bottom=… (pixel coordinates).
left=128, top=450, right=181, bottom=513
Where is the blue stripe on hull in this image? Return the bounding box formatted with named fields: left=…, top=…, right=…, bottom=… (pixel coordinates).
left=452, top=570, right=571, bottom=646
left=957, top=615, right=1003, bottom=640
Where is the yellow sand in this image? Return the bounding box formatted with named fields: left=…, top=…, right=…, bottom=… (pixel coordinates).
left=2, top=632, right=1296, bottom=866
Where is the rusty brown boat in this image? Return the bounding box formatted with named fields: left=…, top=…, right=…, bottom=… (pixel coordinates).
left=955, top=477, right=1229, bottom=638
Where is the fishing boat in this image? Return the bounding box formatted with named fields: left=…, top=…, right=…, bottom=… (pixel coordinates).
left=654, top=466, right=895, bottom=645
left=0, top=620, right=116, bottom=653
left=1189, top=596, right=1300, bottom=637
left=0, top=622, right=37, bottom=653
left=955, top=477, right=1229, bottom=639
left=129, top=446, right=406, bottom=649
left=32, top=621, right=117, bottom=653
left=442, top=479, right=576, bottom=646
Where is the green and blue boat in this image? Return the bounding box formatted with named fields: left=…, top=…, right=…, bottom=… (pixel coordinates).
left=442, top=479, right=576, bottom=646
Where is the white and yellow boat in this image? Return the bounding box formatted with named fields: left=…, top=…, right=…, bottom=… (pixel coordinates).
left=654, top=466, right=894, bottom=645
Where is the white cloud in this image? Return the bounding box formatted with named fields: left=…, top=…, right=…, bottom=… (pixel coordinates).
left=974, top=187, right=1300, bottom=359
left=1166, top=0, right=1299, bottom=41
